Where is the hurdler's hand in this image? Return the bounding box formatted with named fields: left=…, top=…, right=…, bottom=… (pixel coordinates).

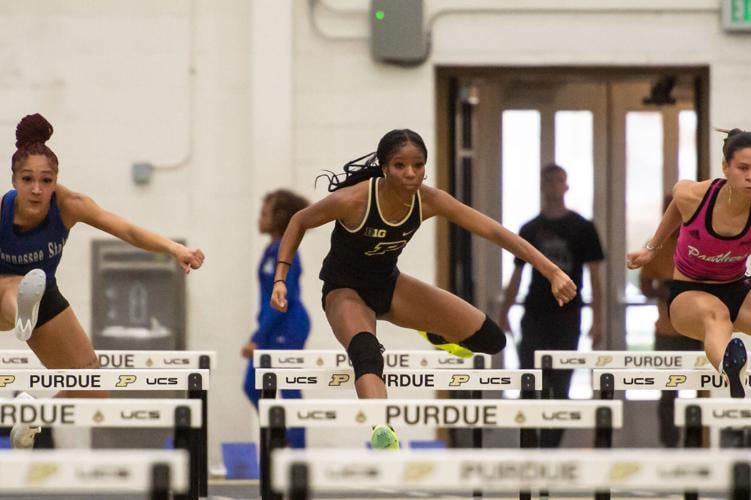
left=626, top=248, right=655, bottom=270
left=174, top=245, right=206, bottom=273
left=550, top=269, right=577, bottom=307
left=270, top=281, right=288, bottom=312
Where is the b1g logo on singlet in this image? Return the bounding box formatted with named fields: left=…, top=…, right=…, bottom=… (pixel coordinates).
left=365, top=240, right=408, bottom=256
left=364, top=227, right=387, bottom=238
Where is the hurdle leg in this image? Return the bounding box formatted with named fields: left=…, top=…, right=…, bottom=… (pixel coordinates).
left=470, top=354, right=488, bottom=500
left=261, top=406, right=287, bottom=500
left=188, top=373, right=208, bottom=497
left=149, top=462, right=170, bottom=500
left=732, top=462, right=751, bottom=500
left=173, top=406, right=197, bottom=500
left=289, top=462, right=310, bottom=500
left=471, top=389, right=483, bottom=500
left=683, top=405, right=702, bottom=500
left=594, top=407, right=613, bottom=500
left=519, top=373, right=538, bottom=500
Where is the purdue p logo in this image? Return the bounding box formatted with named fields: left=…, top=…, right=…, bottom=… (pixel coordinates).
left=665, top=375, right=687, bottom=388
left=329, top=373, right=350, bottom=386
left=116, top=375, right=137, bottom=387
left=449, top=374, right=469, bottom=387
left=0, top=375, right=15, bottom=388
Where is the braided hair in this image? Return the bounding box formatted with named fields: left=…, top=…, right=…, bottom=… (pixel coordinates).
left=318, top=129, right=427, bottom=192
left=11, top=114, right=59, bottom=172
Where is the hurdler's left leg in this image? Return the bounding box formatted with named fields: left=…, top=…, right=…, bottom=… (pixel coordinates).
left=27, top=307, right=108, bottom=399
left=384, top=273, right=506, bottom=354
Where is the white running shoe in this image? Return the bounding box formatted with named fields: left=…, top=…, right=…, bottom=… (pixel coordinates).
left=15, top=269, right=46, bottom=342
left=10, top=392, right=41, bottom=449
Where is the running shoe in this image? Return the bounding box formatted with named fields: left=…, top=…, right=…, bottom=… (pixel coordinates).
left=417, top=331, right=473, bottom=358
left=370, top=424, right=400, bottom=450
left=10, top=392, right=41, bottom=449
left=722, top=337, right=748, bottom=398
left=15, top=269, right=46, bottom=342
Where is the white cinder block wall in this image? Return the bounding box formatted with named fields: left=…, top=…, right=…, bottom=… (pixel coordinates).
left=0, top=0, right=749, bottom=469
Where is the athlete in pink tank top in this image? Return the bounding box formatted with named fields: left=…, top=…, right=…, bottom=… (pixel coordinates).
left=627, top=129, right=751, bottom=398
left=674, top=178, right=751, bottom=282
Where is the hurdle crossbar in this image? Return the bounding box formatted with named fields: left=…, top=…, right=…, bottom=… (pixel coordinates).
left=258, top=399, right=621, bottom=500
left=0, top=449, right=188, bottom=498
left=271, top=448, right=751, bottom=498
left=0, top=368, right=210, bottom=391
left=255, top=349, right=491, bottom=369
left=0, top=349, right=217, bottom=369
left=256, top=368, right=542, bottom=391
left=535, top=350, right=711, bottom=370
left=0, top=397, right=202, bottom=499
left=0, top=368, right=211, bottom=498
left=259, top=398, right=622, bottom=429
left=592, top=368, right=739, bottom=393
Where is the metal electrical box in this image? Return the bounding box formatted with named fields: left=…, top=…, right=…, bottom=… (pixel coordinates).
left=90, top=239, right=186, bottom=450
left=91, top=239, right=186, bottom=351
left=370, top=0, right=426, bottom=65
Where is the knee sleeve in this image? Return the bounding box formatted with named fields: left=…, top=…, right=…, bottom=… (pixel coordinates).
left=459, top=315, right=506, bottom=354
left=347, top=332, right=384, bottom=381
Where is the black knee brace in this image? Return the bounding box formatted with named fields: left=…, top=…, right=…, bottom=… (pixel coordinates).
left=459, top=315, right=506, bottom=354
left=347, top=332, right=385, bottom=381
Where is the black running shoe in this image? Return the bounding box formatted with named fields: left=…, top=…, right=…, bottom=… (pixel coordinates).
left=722, top=338, right=748, bottom=398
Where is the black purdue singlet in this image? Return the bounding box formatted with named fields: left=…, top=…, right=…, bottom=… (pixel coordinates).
left=319, top=177, right=422, bottom=288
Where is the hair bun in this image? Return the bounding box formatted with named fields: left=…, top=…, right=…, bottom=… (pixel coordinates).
left=727, top=128, right=744, bottom=138
left=15, top=113, right=53, bottom=148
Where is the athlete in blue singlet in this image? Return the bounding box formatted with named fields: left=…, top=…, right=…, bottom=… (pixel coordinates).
left=242, top=189, right=310, bottom=448
left=0, top=113, right=205, bottom=449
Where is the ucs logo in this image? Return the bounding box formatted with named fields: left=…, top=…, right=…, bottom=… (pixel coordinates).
left=115, top=375, right=179, bottom=387
left=120, top=410, right=160, bottom=420
left=296, top=410, right=336, bottom=420
left=285, top=376, right=317, bottom=384
left=542, top=411, right=581, bottom=421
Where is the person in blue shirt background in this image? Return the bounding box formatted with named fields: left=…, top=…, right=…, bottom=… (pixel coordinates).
left=242, top=189, right=310, bottom=448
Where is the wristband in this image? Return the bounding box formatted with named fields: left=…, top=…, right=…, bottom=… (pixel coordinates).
left=645, top=240, right=662, bottom=251
left=277, top=260, right=292, bottom=267
left=274, top=279, right=286, bottom=285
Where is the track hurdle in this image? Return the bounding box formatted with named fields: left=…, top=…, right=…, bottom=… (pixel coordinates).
left=255, top=367, right=541, bottom=392
left=254, top=349, right=491, bottom=370
left=0, top=349, right=217, bottom=370
left=0, top=397, right=201, bottom=499
left=0, top=368, right=210, bottom=496
left=0, top=348, right=216, bottom=493
left=0, top=449, right=188, bottom=500
left=256, top=366, right=540, bottom=500
left=259, top=398, right=622, bottom=500
left=592, top=368, right=744, bottom=397
left=536, top=350, right=711, bottom=400
left=676, top=397, right=751, bottom=448
left=272, top=448, right=751, bottom=500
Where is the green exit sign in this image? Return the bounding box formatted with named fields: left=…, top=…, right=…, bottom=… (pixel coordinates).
left=723, top=0, right=751, bottom=31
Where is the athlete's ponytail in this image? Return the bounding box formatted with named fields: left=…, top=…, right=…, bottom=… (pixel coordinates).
left=316, top=152, right=382, bottom=192
left=318, top=129, right=427, bottom=192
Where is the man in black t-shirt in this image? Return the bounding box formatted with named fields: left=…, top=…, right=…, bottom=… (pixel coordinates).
left=500, top=164, right=604, bottom=448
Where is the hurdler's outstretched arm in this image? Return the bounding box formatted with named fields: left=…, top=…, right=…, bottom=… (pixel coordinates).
left=421, top=186, right=577, bottom=307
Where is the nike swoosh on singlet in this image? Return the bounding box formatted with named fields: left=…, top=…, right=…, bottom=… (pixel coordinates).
left=402, top=229, right=416, bottom=237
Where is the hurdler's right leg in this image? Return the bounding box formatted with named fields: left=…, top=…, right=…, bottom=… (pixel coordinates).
left=347, top=331, right=386, bottom=398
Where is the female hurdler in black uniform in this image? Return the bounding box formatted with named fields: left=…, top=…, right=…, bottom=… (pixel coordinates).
left=271, top=129, right=576, bottom=448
